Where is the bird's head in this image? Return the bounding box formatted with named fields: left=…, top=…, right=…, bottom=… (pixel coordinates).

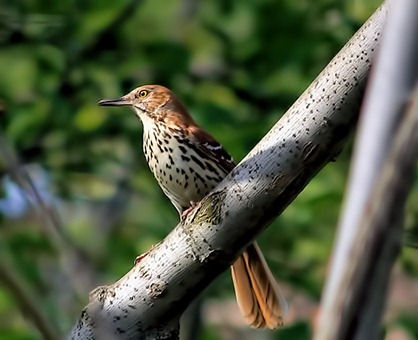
left=98, top=85, right=193, bottom=127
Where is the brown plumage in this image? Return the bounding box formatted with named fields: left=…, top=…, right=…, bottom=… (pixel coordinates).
left=98, top=85, right=287, bottom=328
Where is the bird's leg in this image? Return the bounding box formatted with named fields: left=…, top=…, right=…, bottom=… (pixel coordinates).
left=181, top=201, right=198, bottom=221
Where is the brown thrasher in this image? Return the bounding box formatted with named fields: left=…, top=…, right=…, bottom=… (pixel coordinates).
left=98, top=85, right=287, bottom=329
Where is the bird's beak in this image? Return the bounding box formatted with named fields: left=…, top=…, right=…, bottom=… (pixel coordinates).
left=97, top=97, right=131, bottom=107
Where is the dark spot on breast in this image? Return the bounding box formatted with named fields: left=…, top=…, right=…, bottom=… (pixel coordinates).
left=174, top=135, right=185, bottom=144
left=195, top=172, right=205, bottom=183
left=205, top=162, right=219, bottom=176
left=191, top=155, right=206, bottom=170
left=179, top=145, right=187, bottom=154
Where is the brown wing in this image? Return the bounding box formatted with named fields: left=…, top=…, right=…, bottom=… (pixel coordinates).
left=189, top=127, right=236, bottom=175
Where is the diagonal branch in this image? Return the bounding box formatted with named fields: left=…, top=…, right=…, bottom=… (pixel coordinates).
left=0, top=252, right=59, bottom=340
left=69, top=3, right=387, bottom=339
left=0, top=129, right=98, bottom=295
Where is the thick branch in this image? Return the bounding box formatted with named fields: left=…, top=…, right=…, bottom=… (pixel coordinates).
left=316, top=0, right=418, bottom=338
left=70, top=3, right=387, bottom=339
left=315, top=85, right=418, bottom=340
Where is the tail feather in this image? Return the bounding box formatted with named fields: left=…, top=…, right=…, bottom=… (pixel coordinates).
left=231, top=242, right=287, bottom=329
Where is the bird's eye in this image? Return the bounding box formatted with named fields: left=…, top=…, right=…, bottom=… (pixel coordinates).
left=139, top=90, right=148, bottom=98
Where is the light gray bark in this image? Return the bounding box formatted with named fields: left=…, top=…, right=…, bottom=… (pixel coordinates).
left=70, top=3, right=388, bottom=339
left=316, top=0, right=418, bottom=339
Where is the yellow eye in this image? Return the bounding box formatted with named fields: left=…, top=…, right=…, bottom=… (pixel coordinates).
left=139, top=90, right=148, bottom=98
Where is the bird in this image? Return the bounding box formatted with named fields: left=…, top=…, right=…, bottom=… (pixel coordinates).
left=98, top=84, right=287, bottom=329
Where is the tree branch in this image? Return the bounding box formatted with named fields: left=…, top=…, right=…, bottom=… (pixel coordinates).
left=316, top=84, right=418, bottom=340
left=70, top=3, right=387, bottom=339
left=316, top=0, right=418, bottom=338
left=0, top=128, right=99, bottom=295
left=0, top=253, right=59, bottom=340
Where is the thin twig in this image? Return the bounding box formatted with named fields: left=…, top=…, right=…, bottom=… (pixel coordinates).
left=0, top=252, right=60, bottom=340
left=0, top=129, right=98, bottom=294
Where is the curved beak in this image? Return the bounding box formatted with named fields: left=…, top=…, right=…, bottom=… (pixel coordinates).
left=98, top=97, right=131, bottom=107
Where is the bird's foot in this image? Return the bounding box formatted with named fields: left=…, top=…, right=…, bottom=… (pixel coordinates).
left=180, top=201, right=198, bottom=222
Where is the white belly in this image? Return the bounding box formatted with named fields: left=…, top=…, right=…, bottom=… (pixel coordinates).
left=142, top=126, right=223, bottom=213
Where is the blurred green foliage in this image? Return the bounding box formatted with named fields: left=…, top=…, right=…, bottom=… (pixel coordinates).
left=2, top=0, right=417, bottom=339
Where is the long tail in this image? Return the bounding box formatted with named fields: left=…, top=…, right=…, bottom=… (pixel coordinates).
left=231, top=242, right=288, bottom=329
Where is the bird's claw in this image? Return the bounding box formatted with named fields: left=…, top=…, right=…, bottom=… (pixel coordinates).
left=181, top=201, right=198, bottom=221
